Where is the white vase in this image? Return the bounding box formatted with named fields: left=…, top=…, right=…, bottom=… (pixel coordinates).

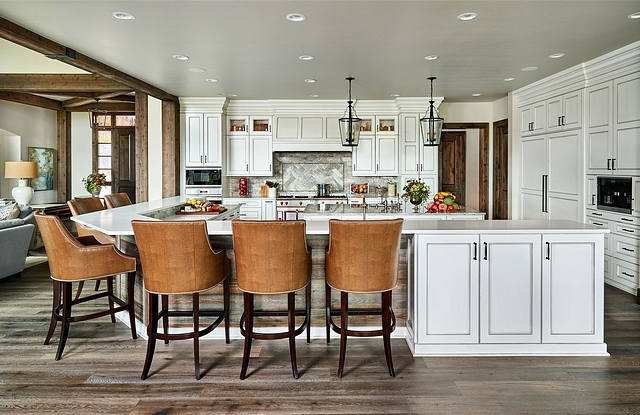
left=91, top=187, right=102, bottom=197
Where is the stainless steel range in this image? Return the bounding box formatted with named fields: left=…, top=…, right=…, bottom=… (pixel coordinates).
left=276, top=194, right=347, bottom=220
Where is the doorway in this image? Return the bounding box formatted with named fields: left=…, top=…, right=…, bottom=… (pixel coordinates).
left=493, top=119, right=509, bottom=219
left=113, top=128, right=136, bottom=203
left=439, top=131, right=466, bottom=206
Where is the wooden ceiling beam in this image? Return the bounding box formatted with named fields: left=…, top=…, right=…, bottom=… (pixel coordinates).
left=0, top=74, right=131, bottom=93
left=0, top=91, right=63, bottom=111
left=62, top=92, right=134, bottom=108
left=0, top=17, right=178, bottom=102
left=66, top=102, right=135, bottom=112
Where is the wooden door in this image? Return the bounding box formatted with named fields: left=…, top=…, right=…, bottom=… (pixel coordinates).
left=439, top=131, right=466, bottom=206
left=112, top=128, right=136, bottom=203
left=493, top=119, right=509, bottom=219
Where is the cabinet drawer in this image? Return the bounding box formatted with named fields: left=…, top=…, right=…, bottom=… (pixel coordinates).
left=223, top=198, right=261, bottom=208
left=586, top=210, right=618, bottom=222
left=587, top=218, right=611, bottom=255
left=238, top=207, right=262, bottom=220
left=612, top=234, right=640, bottom=264
left=612, top=257, right=639, bottom=286
left=614, top=222, right=640, bottom=238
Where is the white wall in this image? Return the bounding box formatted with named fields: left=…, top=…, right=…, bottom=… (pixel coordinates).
left=492, top=97, right=508, bottom=121
left=439, top=102, right=492, bottom=123
left=71, top=113, right=93, bottom=198
left=465, top=129, right=480, bottom=211
left=148, top=96, right=163, bottom=201
left=0, top=129, right=21, bottom=199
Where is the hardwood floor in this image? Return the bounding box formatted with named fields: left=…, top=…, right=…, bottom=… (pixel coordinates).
left=1, top=262, right=639, bottom=414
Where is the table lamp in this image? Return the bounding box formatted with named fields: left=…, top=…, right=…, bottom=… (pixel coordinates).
left=4, top=161, right=38, bottom=205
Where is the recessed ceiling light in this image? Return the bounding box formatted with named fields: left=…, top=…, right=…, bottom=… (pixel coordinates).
left=521, top=66, right=539, bottom=72
left=228, top=94, right=238, bottom=97
left=310, top=94, right=319, bottom=98
left=549, top=53, right=565, bottom=59
left=304, top=78, right=317, bottom=83
left=457, top=12, right=478, bottom=21
left=627, top=12, right=640, bottom=19
left=472, top=93, right=482, bottom=97
left=424, top=55, right=439, bottom=61
left=286, top=13, right=306, bottom=22
left=299, top=55, right=314, bottom=61
left=112, top=12, right=135, bottom=20
left=206, top=78, right=218, bottom=83
left=172, top=55, right=189, bottom=61
left=391, top=94, right=400, bottom=97
left=504, top=77, right=515, bottom=82
left=189, top=68, right=206, bottom=73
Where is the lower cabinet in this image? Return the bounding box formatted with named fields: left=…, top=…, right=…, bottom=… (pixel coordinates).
left=223, top=198, right=276, bottom=220
left=411, top=230, right=604, bottom=354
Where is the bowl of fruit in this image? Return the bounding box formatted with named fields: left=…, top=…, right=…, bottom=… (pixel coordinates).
left=426, top=192, right=460, bottom=213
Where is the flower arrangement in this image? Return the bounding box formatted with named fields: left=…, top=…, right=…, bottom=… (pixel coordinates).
left=401, top=179, right=431, bottom=203
left=82, top=173, right=107, bottom=193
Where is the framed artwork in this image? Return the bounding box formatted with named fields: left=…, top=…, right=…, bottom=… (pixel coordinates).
left=28, top=147, right=54, bottom=191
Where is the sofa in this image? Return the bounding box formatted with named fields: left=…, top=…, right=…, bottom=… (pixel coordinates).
left=0, top=205, right=36, bottom=279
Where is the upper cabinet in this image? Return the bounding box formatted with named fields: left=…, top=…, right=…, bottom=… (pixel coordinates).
left=399, top=114, right=438, bottom=177
left=273, top=115, right=343, bottom=152
left=546, top=90, right=583, bottom=132
left=352, top=115, right=398, bottom=176
left=586, top=73, right=640, bottom=175
left=520, top=100, right=547, bottom=137
left=184, top=113, right=223, bottom=167
left=226, top=115, right=273, bottom=176
left=227, top=116, right=272, bottom=136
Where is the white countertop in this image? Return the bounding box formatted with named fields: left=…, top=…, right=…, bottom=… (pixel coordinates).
left=70, top=197, right=608, bottom=237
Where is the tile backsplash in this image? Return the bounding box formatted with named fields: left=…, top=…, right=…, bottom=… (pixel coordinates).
left=225, top=151, right=398, bottom=197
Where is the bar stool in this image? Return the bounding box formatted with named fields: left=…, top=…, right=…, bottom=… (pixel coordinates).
left=325, top=218, right=403, bottom=378
left=232, top=220, right=311, bottom=379
left=103, top=193, right=132, bottom=209
left=131, top=220, right=231, bottom=380
left=35, top=213, right=137, bottom=360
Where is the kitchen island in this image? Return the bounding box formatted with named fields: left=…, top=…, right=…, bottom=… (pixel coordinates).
left=71, top=197, right=607, bottom=356
left=303, top=203, right=485, bottom=220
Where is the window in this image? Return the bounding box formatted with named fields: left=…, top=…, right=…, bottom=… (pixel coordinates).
left=94, top=113, right=135, bottom=195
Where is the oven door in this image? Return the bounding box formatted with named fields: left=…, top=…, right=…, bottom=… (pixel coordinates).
left=186, top=168, right=222, bottom=186
left=277, top=208, right=305, bottom=221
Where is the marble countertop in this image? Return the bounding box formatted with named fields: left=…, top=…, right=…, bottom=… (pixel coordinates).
left=304, top=203, right=485, bottom=216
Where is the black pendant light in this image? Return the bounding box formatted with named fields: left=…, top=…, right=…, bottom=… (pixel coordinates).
left=420, top=77, right=444, bottom=146
left=88, top=98, right=109, bottom=129
left=338, top=77, right=362, bottom=147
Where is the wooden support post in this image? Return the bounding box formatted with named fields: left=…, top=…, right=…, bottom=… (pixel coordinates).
left=135, top=91, right=149, bottom=203
left=162, top=100, right=180, bottom=198
left=56, top=110, right=71, bottom=202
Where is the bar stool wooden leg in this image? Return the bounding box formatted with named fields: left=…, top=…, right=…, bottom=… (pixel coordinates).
left=162, top=295, right=169, bottom=344
left=127, top=272, right=137, bottom=339
left=141, top=293, right=159, bottom=380
left=193, top=293, right=201, bottom=380
left=337, top=291, right=349, bottom=378
left=107, top=276, right=116, bottom=324
left=382, top=291, right=395, bottom=377
left=224, top=277, right=230, bottom=344
left=74, top=280, right=84, bottom=301
left=44, top=280, right=61, bottom=345
left=305, top=284, right=311, bottom=344
left=55, top=282, right=73, bottom=361
left=288, top=292, right=299, bottom=379
left=325, top=283, right=331, bottom=343
left=240, top=292, right=254, bottom=380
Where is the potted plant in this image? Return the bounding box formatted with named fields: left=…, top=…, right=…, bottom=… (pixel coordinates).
left=401, top=179, right=430, bottom=213
left=82, top=173, right=107, bottom=197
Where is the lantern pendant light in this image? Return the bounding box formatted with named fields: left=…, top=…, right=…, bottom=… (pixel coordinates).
left=338, top=77, right=362, bottom=147
left=420, top=77, right=444, bottom=146
left=88, top=98, right=109, bottom=129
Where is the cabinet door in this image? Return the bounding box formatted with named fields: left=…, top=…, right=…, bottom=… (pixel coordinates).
left=531, top=101, right=547, bottom=134
left=376, top=116, right=397, bottom=134
left=586, top=82, right=613, bottom=174
left=521, top=190, right=546, bottom=220
left=203, top=114, right=222, bottom=166
left=227, top=136, right=249, bottom=176
left=585, top=175, right=598, bottom=210
left=542, top=233, right=604, bottom=343
left=250, top=116, right=271, bottom=135
left=352, top=136, right=375, bottom=176
left=376, top=135, right=398, bottom=175
left=480, top=234, right=541, bottom=343
left=227, top=116, right=249, bottom=135
left=521, top=136, right=546, bottom=192
left=400, top=114, right=420, bottom=175
left=548, top=130, right=580, bottom=197
left=562, top=90, right=582, bottom=130
left=613, top=73, right=640, bottom=175
left=633, top=177, right=640, bottom=218
left=262, top=199, right=276, bottom=220
left=416, top=234, right=479, bottom=344
left=547, top=96, right=563, bottom=132
left=420, top=146, right=438, bottom=174
left=520, top=105, right=533, bottom=136
left=185, top=113, right=204, bottom=166
left=250, top=136, right=272, bottom=175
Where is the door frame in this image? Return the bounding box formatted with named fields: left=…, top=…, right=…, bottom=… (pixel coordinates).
left=442, top=123, right=490, bottom=215
left=492, top=119, right=509, bottom=219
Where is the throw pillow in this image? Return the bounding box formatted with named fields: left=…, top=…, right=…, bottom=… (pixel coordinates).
left=0, top=202, right=20, bottom=220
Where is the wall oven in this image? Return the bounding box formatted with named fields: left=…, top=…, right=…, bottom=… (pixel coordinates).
left=597, top=176, right=632, bottom=214
left=185, top=168, right=223, bottom=202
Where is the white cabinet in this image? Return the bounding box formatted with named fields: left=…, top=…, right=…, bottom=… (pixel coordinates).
left=400, top=114, right=438, bottom=176
left=184, top=113, right=223, bottom=167
left=542, top=233, right=604, bottom=344
left=226, top=116, right=272, bottom=176
left=633, top=177, right=640, bottom=218
left=352, top=115, right=398, bottom=176
left=587, top=74, right=640, bottom=175
left=546, top=90, right=583, bottom=132
left=585, top=175, right=598, bottom=210
left=272, top=115, right=343, bottom=151
left=520, top=100, right=546, bottom=137
left=262, top=198, right=276, bottom=220
left=223, top=198, right=276, bottom=220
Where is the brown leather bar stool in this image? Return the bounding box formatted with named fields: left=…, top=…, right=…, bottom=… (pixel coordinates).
left=35, top=212, right=137, bottom=361
left=325, top=218, right=403, bottom=378
left=131, top=220, right=231, bottom=380
left=103, top=193, right=132, bottom=209
left=232, top=220, right=311, bottom=379
left=68, top=197, right=115, bottom=298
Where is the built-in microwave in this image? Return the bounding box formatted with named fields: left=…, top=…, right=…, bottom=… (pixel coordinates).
left=597, top=176, right=632, bottom=214
left=185, top=168, right=222, bottom=187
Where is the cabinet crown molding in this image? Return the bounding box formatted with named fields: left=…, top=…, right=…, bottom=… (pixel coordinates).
left=179, top=97, right=228, bottom=112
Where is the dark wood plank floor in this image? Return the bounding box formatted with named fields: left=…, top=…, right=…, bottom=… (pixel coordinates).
left=1, top=262, right=639, bottom=414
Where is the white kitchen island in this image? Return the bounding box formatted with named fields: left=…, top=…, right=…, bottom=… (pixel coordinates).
left=71, top=197, right=608, bottom=356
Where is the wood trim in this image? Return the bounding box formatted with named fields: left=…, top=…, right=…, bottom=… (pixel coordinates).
left=62, top=92, right=134, bottom=108
left=56, top=111, right=71, bottom=202
left=443, top=123, right=490, bottom=215
left=65, top=102, right=135, bottom=112
left=0, top=74, right=130, bottom=93
left=0, top=91, right=63, bottom=111
left=0, top=17, right=177, bottom=102
left=135, top=92, right=149, bottom=203
left=162, top=100, right=180, bottom=198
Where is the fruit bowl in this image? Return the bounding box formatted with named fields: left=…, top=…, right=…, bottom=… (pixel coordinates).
left=426, top=192, right=459, bottom=213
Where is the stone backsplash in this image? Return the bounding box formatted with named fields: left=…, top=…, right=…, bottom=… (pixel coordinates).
left=225, top=151, right=398, bottom=197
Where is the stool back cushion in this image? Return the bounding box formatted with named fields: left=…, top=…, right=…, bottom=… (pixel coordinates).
left=131, top=220, right=230, bottom=295
left=326, top=219, right=403, bottom=293
left=67, top=197, right=105, bottom=215
left=104, top=193, right=132, bottom=209
left=232, top=220, right=310, bottom=294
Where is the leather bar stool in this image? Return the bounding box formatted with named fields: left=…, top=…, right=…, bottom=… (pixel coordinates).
left=232, top=220, right=311, bottom=379
left=103, top=193, right=132, bottom=209
left=68, top=197, right=115, bottom=298
left=131, top=220, right=231, bottom=380
left=325, top=218, right=403, bottom=378
left=35, top=213, right=137, bottom=360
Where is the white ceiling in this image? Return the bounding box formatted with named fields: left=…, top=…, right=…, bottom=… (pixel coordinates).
left=0, top=1, right=639, bottom=102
